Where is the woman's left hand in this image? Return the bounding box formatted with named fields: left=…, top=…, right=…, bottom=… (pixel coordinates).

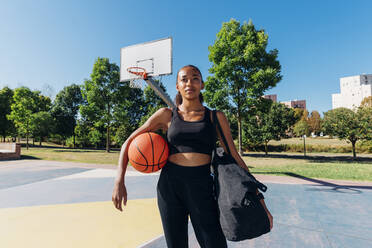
left=265, top=209, right=273, bottom=230
left=259, top=198, right=273, bottom=230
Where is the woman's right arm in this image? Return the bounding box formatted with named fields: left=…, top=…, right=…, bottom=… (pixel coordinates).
left=112, top=107, right=171, bottom=211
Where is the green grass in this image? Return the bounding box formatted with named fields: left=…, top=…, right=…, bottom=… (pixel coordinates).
left=242, top=152, right=372, bottom=182
left=19, top=145, right=372, bottom=182
left=268, top=137, right=349, bottom=146
left=22, top=146, right=120, bottom=165
left=247, top=161, right=372, bottom=182
left=261, top=137, right=372, bottom=154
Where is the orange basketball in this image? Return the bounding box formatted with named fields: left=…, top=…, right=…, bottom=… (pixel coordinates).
left=128, top=132, right=169, bottom=173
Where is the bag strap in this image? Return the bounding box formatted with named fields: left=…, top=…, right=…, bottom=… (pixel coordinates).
left=212, top=110, right=231, bottom=155
left=212, top=110, right=268, bottom=192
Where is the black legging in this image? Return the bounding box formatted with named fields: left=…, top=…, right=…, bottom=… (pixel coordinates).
left=157, top=161, right=228, bottom=248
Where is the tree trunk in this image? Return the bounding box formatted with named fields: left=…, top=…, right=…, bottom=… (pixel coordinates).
left=351, top=140, right=356, bottom=159
left=264, top=141, right=268, bottom=155
left=106, top=105, right=111, bottom=153
left=39, top=137, right=42, bottom=147
left=26, top=134, right=29, bottom=150
left=73, top=122, right=76, bottom=149
left=106, top=125, right=110, bottom=152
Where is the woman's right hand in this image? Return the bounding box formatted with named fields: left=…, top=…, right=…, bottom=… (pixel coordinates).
left=112, top=181, right=127, bottom=211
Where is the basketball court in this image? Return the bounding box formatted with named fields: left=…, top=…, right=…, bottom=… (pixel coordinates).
left=2, top=38, right=371, bottom=247
left=1, top=159, right=372, bottom=248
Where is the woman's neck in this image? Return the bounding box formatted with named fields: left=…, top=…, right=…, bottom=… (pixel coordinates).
left=179, top=99, right=204, bottom=112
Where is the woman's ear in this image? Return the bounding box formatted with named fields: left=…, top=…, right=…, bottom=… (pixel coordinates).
left=201, top=82, right=205, bottom=90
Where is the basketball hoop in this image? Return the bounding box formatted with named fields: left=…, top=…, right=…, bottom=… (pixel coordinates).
left=119, top=37, right=175, bottom=108
left=127, top=66, right=148, bottom=79
left=127, top=67, right=148, bottom=88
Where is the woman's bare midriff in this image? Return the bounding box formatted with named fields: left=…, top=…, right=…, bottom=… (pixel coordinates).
left=168, top=153, right=211, bottom=167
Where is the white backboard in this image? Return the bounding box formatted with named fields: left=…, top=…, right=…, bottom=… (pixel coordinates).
left=120, top=37, right=172, bottom=82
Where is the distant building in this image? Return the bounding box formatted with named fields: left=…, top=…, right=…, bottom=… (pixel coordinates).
left=281, top=100, right=306, bottom=109
left=332, top=74, right=372, bottom=110
left=263, top=94, right=277, bottom=102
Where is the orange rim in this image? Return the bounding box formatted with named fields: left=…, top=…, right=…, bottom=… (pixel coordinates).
left=127, top=67, right=148, bottom=79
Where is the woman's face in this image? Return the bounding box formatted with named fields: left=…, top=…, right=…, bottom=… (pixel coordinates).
left=176, top=67, right=204, bottom=101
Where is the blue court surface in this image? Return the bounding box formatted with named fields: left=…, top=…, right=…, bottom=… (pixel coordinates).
left=1, top=159, right=372, bottom=248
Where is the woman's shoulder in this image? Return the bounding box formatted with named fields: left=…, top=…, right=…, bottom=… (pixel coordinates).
left=144, top=107, right=173, bottom=131
left=154, top=107, right=173, bottom=118
left=206, top=107, right=225, bottom=115
left=207, top=108, right=227, bottom=123
left=158, top=107, right=173, bottom=113
left=154, top=107, right=175, bottom=121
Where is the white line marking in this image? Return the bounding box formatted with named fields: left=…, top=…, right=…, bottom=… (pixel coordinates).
left=52, top=169, right=159, bottom=180
left=137, top=234, right=164, bottom=248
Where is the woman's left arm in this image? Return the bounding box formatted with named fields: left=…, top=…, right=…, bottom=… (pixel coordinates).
left=215, top=110, right=273, bottom=230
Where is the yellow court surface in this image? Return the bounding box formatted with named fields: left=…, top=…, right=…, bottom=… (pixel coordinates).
left=0, top=198, right=163, bottom=248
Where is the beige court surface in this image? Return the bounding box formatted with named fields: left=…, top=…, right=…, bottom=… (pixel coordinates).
left=0, top=199, right=163, bottom=248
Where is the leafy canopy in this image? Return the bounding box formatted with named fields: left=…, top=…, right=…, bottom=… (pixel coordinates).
left=244, top=101, right=296, bottom=147
left=0, top=87, right=15, bottom=138
left=205, top=19, right=282, bottom=111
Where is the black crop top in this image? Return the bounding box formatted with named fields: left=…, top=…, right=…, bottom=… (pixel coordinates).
left=167, top=106, right=215, bottom=155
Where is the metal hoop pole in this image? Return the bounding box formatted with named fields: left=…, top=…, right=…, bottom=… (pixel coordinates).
left=144, top=78, right=176, bottom=108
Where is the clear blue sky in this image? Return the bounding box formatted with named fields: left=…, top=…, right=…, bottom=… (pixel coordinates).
left=1, top=0, right=372, bottom=115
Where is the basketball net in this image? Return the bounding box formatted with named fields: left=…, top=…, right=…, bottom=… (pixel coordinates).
left=127, top=67, right=147, bottom=89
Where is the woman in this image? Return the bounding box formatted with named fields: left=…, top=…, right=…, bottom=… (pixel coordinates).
left=112, top=65, right=273, bottom=248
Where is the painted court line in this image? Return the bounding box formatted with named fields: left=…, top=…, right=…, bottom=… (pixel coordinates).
left=52, top=168, right=159, bottom=180
left=137, top=234, right=164, bottom=248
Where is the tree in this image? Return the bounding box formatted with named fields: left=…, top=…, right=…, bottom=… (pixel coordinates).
left=139, top=81, right=168, bottom=126
left=8, top=87, right=51, bottom=149
left=113, top=86, right=146, bottom=147
left=0, top=87, right=15, bottom=141
left=293, top=120, right=311, bottom=137
left=88, top=128, right=102, bottom=149
left=308, top=110, right=321, bottom=135
left=74, top=119, right=91, bottom=148
left=50, top=106, right=75, bottom=146
left=360, top=96, right=372, bottom=108
left=80, top=57, right=129, bottom=152
left=301, top=109, right=309, bottom=121
left=30, top=111, right=54, bottom=146
left=358, top=106, right=372, bottom=141
left=244, top=101, right=296, bottom=155
left=293, top=108, right=304, bottom=122
left=204, top=19, right=282, bottom=155
left=36, top=94, right=52, bottom=112
left=322, top=108, right=363, bottom=158
left=111, top=80, right=171, bottom=147
left=51, top=84, right=83, bottom=147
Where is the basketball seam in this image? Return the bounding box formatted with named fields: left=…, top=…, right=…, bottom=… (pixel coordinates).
left=134, top=139, right=149, bottom=172
left=129, top=159, right=168, bottom=167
